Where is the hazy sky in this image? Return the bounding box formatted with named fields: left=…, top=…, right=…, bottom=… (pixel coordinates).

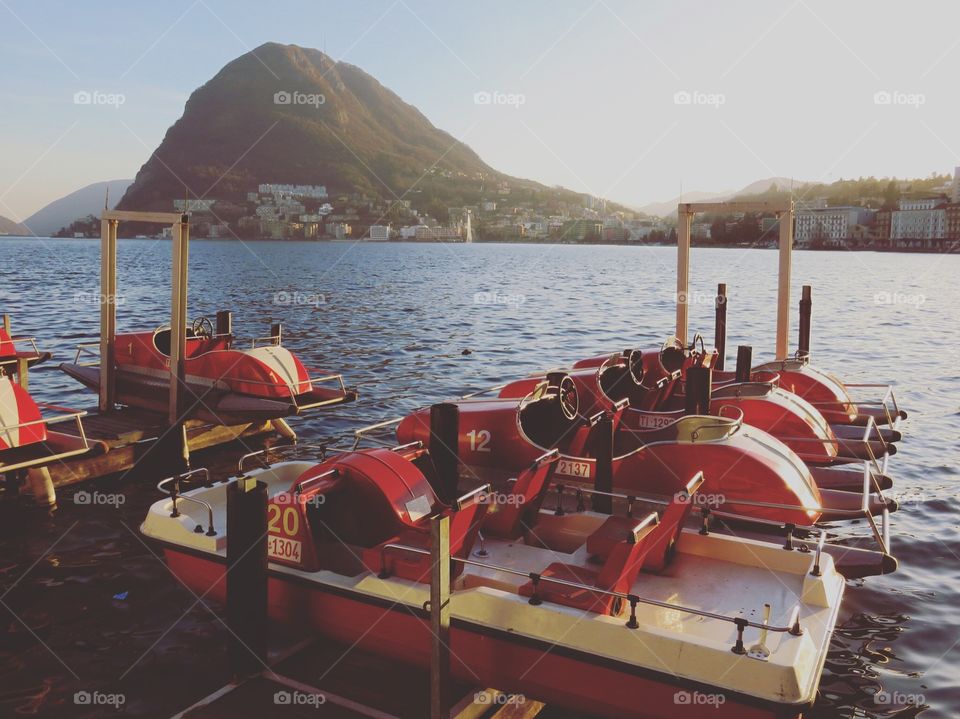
left=2, top=0, right=959, bottom=220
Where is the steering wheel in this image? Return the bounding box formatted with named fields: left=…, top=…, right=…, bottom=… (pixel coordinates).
left=558, top=376, right=579, bottom=420
left=191, top=316, right=214, bottom=338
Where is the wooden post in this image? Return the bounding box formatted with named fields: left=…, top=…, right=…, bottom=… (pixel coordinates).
left=593, top=415, right=614, bottom=514
left=99, top=218, right=118, bottom=412
left=735, top=346, right=753, bottom=383
left=1, top=314, right=9, bottom=337
left=684, top=366, right=712, bottom=415
left=775, top=203, right=794, bottom=360
left=168, top=216, right=189, bottom=425
left=430, top=512, right=451, bottom=719
left=215, top=310, right=233, bottom=337
left=15, top=357, right=28, bottom=391
left=798, top=285, right=812, bottom=358
left=226, top=476, right=268, bottom=679
left=429, top=403, right=459, bottom=503
left=675, top=207, right=693, bottom=345
left=714, top=283, right=727, bottom=371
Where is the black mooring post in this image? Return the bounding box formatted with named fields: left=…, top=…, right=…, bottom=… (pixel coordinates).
left=798, top=285, right=812, bottom=358
left=216, top=310, right=233, bottom=337
left=735, top=345, right=753, bottom=383
left=429, top=403, right=460, bottom=503
left=684, top=366, right=713, bottom=415
left=593, top=415, right=614, bottom=514
left=270, top=322, right=283, bottom=346
left=715, top=283, right=727, bottom=371
left=226, top=477, right=268, bottom=679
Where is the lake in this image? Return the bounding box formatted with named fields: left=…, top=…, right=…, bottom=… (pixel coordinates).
left=0, top=238, right=957, bottom=717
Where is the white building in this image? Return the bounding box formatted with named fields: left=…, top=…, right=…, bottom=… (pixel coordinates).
left=258, top=183, right=327, bottom=199
left=367, top=224, right=391, bottom=241
left=891, top=197, right=946, bottom=240
left=794, top=206, right=873, bottom=245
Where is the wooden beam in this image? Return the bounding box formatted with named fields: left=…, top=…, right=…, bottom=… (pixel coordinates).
left=676, top=208, right=692, bottom=343
left=430, top=513, right=451, bottom=719
left=168, top=219, right=189, bottom=424
left=776, top=202, right=794, bottom=359
left=102, top=210, right=184, bottom=224
left=99, top=219, right=118, bottom=412
left=678, top=200, right=792, bottom=215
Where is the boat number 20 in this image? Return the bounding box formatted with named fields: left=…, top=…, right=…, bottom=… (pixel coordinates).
left=467, top=429, right=492, bottom=452
left=268, top=505, right=300, bottom=536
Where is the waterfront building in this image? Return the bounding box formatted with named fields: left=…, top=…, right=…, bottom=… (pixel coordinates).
left=367, top=224, right=392, bottom=241
left=890, top=197, right=946, bottom=242
left=794, top=206, right=874, bottom=246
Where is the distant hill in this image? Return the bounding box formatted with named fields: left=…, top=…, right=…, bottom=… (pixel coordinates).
left=639, top=177, right=808, bottom=218
left=23, top=179, right=132, bottom=236
left=0, top=215, right=29, bottom=236
left=117, top=42, right=622, bottom=220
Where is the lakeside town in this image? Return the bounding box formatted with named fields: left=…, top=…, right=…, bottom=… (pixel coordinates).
left=38, top=166, right=960, bottom=252
left=45, top=166, right=960, bottom=252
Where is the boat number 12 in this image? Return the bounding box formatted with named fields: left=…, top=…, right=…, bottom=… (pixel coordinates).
left=467, top=429, right=492, bottom=452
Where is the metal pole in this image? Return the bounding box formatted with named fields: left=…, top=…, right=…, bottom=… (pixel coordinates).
left=775, top=203, right=794, bottom=360
left=226, top=476, right=268, bottom=679
left=168, top=216, right=189, bottom=425
left=429, top=403, right=459, bottom=503
left=676, top=207, right=692, bottom=345
left=270, top=322, right=283, bottom=346
left=798, top=284, right=812, bottom=358
left=715, top=283, right=727, bottom=371
left=99, top=219, right=118, bottom=412
left=593, top=415, right=614, bottom=514
left=429, top=512, right=450, bottom=719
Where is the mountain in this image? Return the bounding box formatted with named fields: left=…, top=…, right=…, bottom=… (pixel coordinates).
left=23, top=179, right=132, bottom=236
left=119, top=42, right=527, bottom=213
left=0, top=215, right=29, bottom=236
left=639, top=177, right=808, bottom=218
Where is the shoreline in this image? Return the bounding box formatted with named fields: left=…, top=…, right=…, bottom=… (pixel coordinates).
left=3, top=235, right=956, bottom=254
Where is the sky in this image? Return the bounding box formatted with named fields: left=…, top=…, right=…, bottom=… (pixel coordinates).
left=1, top=0, right=959, bottom=221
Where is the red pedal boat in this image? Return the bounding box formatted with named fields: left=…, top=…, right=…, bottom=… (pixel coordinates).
left=143, top=444, right=845, bottom=719
left=0, top=369, right=95, bottom=475
left=0, top=320, right=51, bottom=369
left=60, top=316, right=356, bottom=424
left=567, top=346, right=897, bottom=493
left=395, top=372, right=894, bottom=528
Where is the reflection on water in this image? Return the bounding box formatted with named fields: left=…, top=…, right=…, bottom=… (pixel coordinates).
left=1, top=238, right=959, bottom=717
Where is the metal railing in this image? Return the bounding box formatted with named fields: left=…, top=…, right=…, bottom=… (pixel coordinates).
left=546, top=477, right=889, bottom=557
left=0, top=335, right=42, bottom=362
left=72, top=342, right=101, bottom=366
left=0, top=405, right=91, bottom=473
left=237, top=443, right=330, bottom=475
left=378, top=541, right=804, bottom=656
left=157, top=468, right=217, bottom=536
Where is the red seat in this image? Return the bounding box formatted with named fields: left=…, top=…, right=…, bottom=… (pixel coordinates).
left=519, top=512, right=659, bottom=615
left=644, top=472, right=704, bottom=572
left=481, top=450, right=559, bottom=539
left=363, top=484, right=491, bottom=583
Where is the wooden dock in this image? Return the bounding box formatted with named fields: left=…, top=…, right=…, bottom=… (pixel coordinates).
left=47, top=406, right=278, bottom=487
left=174, top=639, right=557, bottom=719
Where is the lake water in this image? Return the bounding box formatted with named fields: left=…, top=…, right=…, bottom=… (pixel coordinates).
left=1, top=238, right=958, bottom=717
